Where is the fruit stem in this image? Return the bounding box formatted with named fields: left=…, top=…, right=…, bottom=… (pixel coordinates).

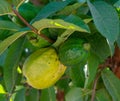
left=11, top=5, right=54, bottom=43
left=52, top=29, right=74, bottom=48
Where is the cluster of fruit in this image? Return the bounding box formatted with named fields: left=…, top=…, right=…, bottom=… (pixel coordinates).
left=15, top=2, right=91, bottom=90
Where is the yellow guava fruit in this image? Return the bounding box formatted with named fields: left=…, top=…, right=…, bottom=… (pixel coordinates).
left=23, top=47, right=66, bottom=89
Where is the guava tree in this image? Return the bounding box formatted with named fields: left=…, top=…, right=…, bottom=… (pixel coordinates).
left=0, top=0, right=120, bottom=101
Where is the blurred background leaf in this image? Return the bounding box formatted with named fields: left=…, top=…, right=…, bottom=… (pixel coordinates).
left=65, top=87, right=87, bottom=101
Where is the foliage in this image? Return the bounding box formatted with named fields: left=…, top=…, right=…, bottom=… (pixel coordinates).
left=0, top=0, right=120, bottom=101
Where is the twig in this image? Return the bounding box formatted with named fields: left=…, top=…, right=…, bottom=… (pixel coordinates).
left=90, top=71, right=101, bottom=101
left=11, top=5, right=54, bottom=43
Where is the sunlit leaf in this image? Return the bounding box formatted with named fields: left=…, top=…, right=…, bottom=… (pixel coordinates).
left=32, top=19, right=90, bottom=33
left=0, top=84, right=6, bottom=94
left=0, top=0, right=13, bottom=15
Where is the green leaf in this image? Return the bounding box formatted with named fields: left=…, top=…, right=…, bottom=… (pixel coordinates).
left=13, top=86, right=26, bottom=101
left=87, top=33, right=111, bottom=61
left=95, top=88, right=112, bottom=101
left=65, top=87, right=83, bottom=101
left=85, top=52, right=99, bottom=88
left=32, top=19, right=90, bottom=33
left=0, top=94, right=7, bottom=101
left=0, top=21, right=20, bottom=31
left=31, top=0, right=73, bottom=23
left=3, top=37, right=25, bottom=93
left=56, top=3, right=83, bottom=15
left=0, top=30, right=13, bottom=40
left=70, top=64, right=85, bottom=88
left=0, top=30, right=28, bottom=55
left=0, top=0, right=13, bottom=16
left=26, top=88, right=39, bottom=101
left=114, top=1, right=120, bottom=7
left=0, top=50, right=8, bottom=67
left=0, top=0, right=24, bottom=16
left=87, top=0, right=119, bottom=45
left=101, top=68, right=120, bottom=101
left=64, top=15, right=90, bottom=32
left=78, top=0, right=86, bottom=3
left=56, top=77, right=70, bottom=93
left=40, top=87, right=56, bottom=101
left=104, top=0, right=119, bottom=5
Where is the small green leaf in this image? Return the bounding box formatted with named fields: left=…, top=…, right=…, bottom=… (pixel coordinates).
left=95, top=88, right=112, bottom=101
left=40, top=87, right=56, bottom=101
left=70, top=64, right=85, bottom=88
left=3, top=37, right=25, bottom=93
left=56, top=3, right=83, bottom=15
left=56, top=77, right=70, bottom=93
left=0, top=21, right=20, bottom=31
left=87, top=0, right=119, bottom=45
left=102, top=68, right=120, bottom=101
left=0, top=30, right=28, bottom=55
left=26, top=88, right=39, bottom=101
left=13, top=86, right=26, bottom=101
left=65, top=87, right=83, bottom=101
left=85, top=52, right=99, bottom=88
left=31, top=0, right=73, bottom=23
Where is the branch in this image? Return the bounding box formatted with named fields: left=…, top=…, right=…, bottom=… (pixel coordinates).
left=11, top=5, right=54, bottom=43
left=90, top=71, right=101, bottom=101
